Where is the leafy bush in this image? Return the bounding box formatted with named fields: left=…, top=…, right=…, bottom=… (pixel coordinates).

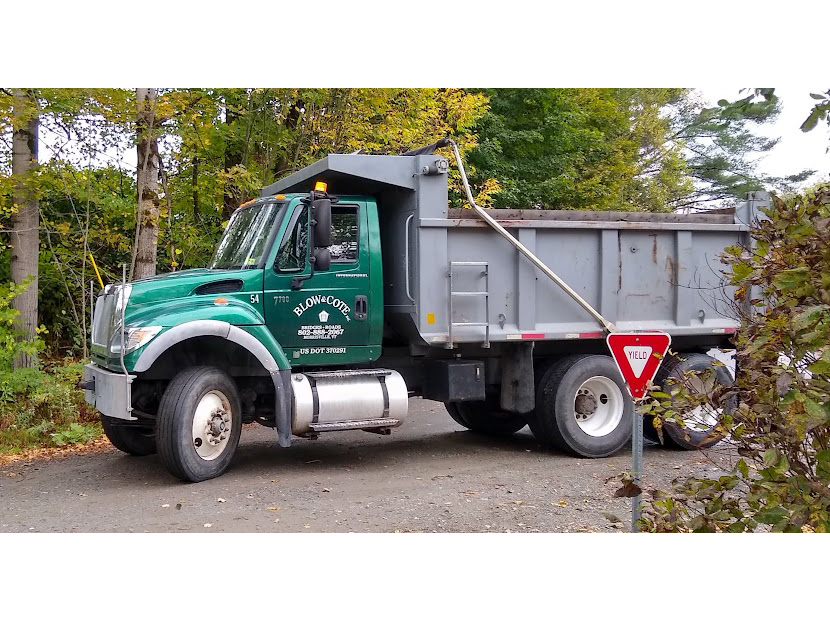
left=641, top=184, right=830, bottom=532
left=0, top=359, right=100, bottom=453
left=0, top=283, right=100, bottom=453
left=50, top=422, right=100, bottom=447
left=0, top=280, right=43, bottom=369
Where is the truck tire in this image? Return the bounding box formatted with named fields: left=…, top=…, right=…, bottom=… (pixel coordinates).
left=101, top=415, right=156, bottom=456
left=647, top=353, right=735, bottom=450
left=533, top=355, right=633, bottom=458
left=156, top=366, right=242, bottom=483
left=444, top=396, right=527, bottom=437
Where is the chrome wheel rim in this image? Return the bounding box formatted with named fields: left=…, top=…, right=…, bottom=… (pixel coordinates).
left=573, top=376, right=625, bottom=437
left=191, top=390, right=232, bottom=461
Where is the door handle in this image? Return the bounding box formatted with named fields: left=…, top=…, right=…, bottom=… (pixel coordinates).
left=354, top=295, right=368, bottom=321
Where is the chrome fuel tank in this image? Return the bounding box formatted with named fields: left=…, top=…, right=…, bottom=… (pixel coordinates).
left=291, top=369, right=408, bottom=435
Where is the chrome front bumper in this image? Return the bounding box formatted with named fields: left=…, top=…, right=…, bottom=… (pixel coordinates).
left=83, top=363, right=136, bottom=421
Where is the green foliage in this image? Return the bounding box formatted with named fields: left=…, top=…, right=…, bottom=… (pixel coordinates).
left=0, top=360, right=99, bottom=453
left=0, top=284, right=96, bottom=453
left=467, top=88, right=696, bottom=212
left=468, top=88, right=809, bottom=213
left=0, top=279, right=43, bottom=368
left=50, top=422, right=100, bottom=447
left=671, top=89, right=812, bottom=209
left=801, top=89, right=830, bottom=133
left=641, top=184, right=830, bottom=532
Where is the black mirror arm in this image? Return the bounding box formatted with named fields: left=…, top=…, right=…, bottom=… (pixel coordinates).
left=290, top=255, right=317, bottom=291
left=291, top=190, right=318, bottom=291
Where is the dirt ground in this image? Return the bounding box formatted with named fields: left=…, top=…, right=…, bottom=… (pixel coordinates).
left=0, top=398, right=733, bottom=533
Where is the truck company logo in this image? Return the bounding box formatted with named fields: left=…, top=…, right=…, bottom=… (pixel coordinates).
left=292, top=294, right=351, bottom=321
left=319, top=310, right=329, bottom=323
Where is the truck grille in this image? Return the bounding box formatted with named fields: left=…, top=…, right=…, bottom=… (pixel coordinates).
left=91, top=284, right=132, bottom=355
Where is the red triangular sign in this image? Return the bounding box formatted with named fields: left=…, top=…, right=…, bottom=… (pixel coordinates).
left=606, top=332, right=672, bottom=400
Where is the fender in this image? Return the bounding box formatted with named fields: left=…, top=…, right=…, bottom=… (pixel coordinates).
left=235, top=325, right=294, bottom=448
left=134, top=320, right=295, bottom=447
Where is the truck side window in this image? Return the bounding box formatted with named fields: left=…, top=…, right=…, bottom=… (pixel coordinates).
left=330, top=205, right=359, bottom=263
left=276, top=205, right=309, bottom=272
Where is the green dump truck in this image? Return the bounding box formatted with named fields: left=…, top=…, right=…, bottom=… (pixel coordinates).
left=83, top=139, right=759, bottom=482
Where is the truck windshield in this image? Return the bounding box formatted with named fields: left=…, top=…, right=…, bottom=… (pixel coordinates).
left=210, top=202, right=283, bottom=270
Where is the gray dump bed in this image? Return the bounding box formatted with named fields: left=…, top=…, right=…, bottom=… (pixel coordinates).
left=263, top=153, right=765, bottom=348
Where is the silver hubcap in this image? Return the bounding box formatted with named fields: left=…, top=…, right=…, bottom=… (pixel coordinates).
left=192, top=390, right=232, bottom=461
left=573, top=376, right=624, bottom=437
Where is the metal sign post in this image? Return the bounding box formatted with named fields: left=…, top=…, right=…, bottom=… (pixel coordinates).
left=606, top=332, right=671, bottom=533
left=631, top=404, right=644, bottom=531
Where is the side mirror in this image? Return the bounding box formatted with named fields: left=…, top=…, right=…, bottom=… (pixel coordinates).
left=313, top=247, right=331, bottom=272
left=313, top=198, right=332, bottom=248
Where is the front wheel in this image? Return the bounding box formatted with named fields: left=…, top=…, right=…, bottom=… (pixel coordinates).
left=156, top=366, right=242, bottom=483
left=532, top=355, right=633, bottom=458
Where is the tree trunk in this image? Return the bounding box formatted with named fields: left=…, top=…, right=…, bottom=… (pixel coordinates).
left=133, top=88, right=160, bottom=281
left=272, top=99, right=304, bottom=179
left=222, top=90, right=243, bottom=219
left=10, top=89, right=39, bottom=369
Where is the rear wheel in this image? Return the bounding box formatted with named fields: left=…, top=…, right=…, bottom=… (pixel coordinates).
left=646, top=352, right=735, bottom=450
left=157, top=366, right=242, bottom=482
left=444, top=394, right=527, bottom=437
left=101, top=415, right=156, bottom=456
left=531, top=355, right=633, bottom=458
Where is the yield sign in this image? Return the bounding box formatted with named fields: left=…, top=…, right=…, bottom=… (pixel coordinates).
left=606, top=332, right=671, bottom=400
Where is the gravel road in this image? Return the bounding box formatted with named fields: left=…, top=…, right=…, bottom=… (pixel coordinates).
left=0, top=398, right=731, bottom=533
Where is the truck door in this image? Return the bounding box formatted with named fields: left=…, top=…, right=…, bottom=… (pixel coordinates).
left=264, top=199, right=377, bottom=366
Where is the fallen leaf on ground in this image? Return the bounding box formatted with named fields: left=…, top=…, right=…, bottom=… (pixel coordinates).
left=217, top=498, right=226, bottom=503
left=613, top=482, right=642, bottom=498
left=557, top=500, right=568, bottom=507
left=268, top=506, right=281, bottom=511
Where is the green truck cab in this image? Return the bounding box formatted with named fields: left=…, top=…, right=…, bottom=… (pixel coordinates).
left=86, top=189, right=395, bottom=482
left=85, top=141, right=752, bottom=482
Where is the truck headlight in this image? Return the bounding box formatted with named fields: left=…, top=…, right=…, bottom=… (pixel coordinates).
left=110, top=326, right=162, bottom=354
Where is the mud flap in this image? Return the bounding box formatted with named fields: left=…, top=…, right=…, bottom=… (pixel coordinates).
left=271, top=370, right=293, bottom=447
left=500, top=342, right=535, bottom=413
